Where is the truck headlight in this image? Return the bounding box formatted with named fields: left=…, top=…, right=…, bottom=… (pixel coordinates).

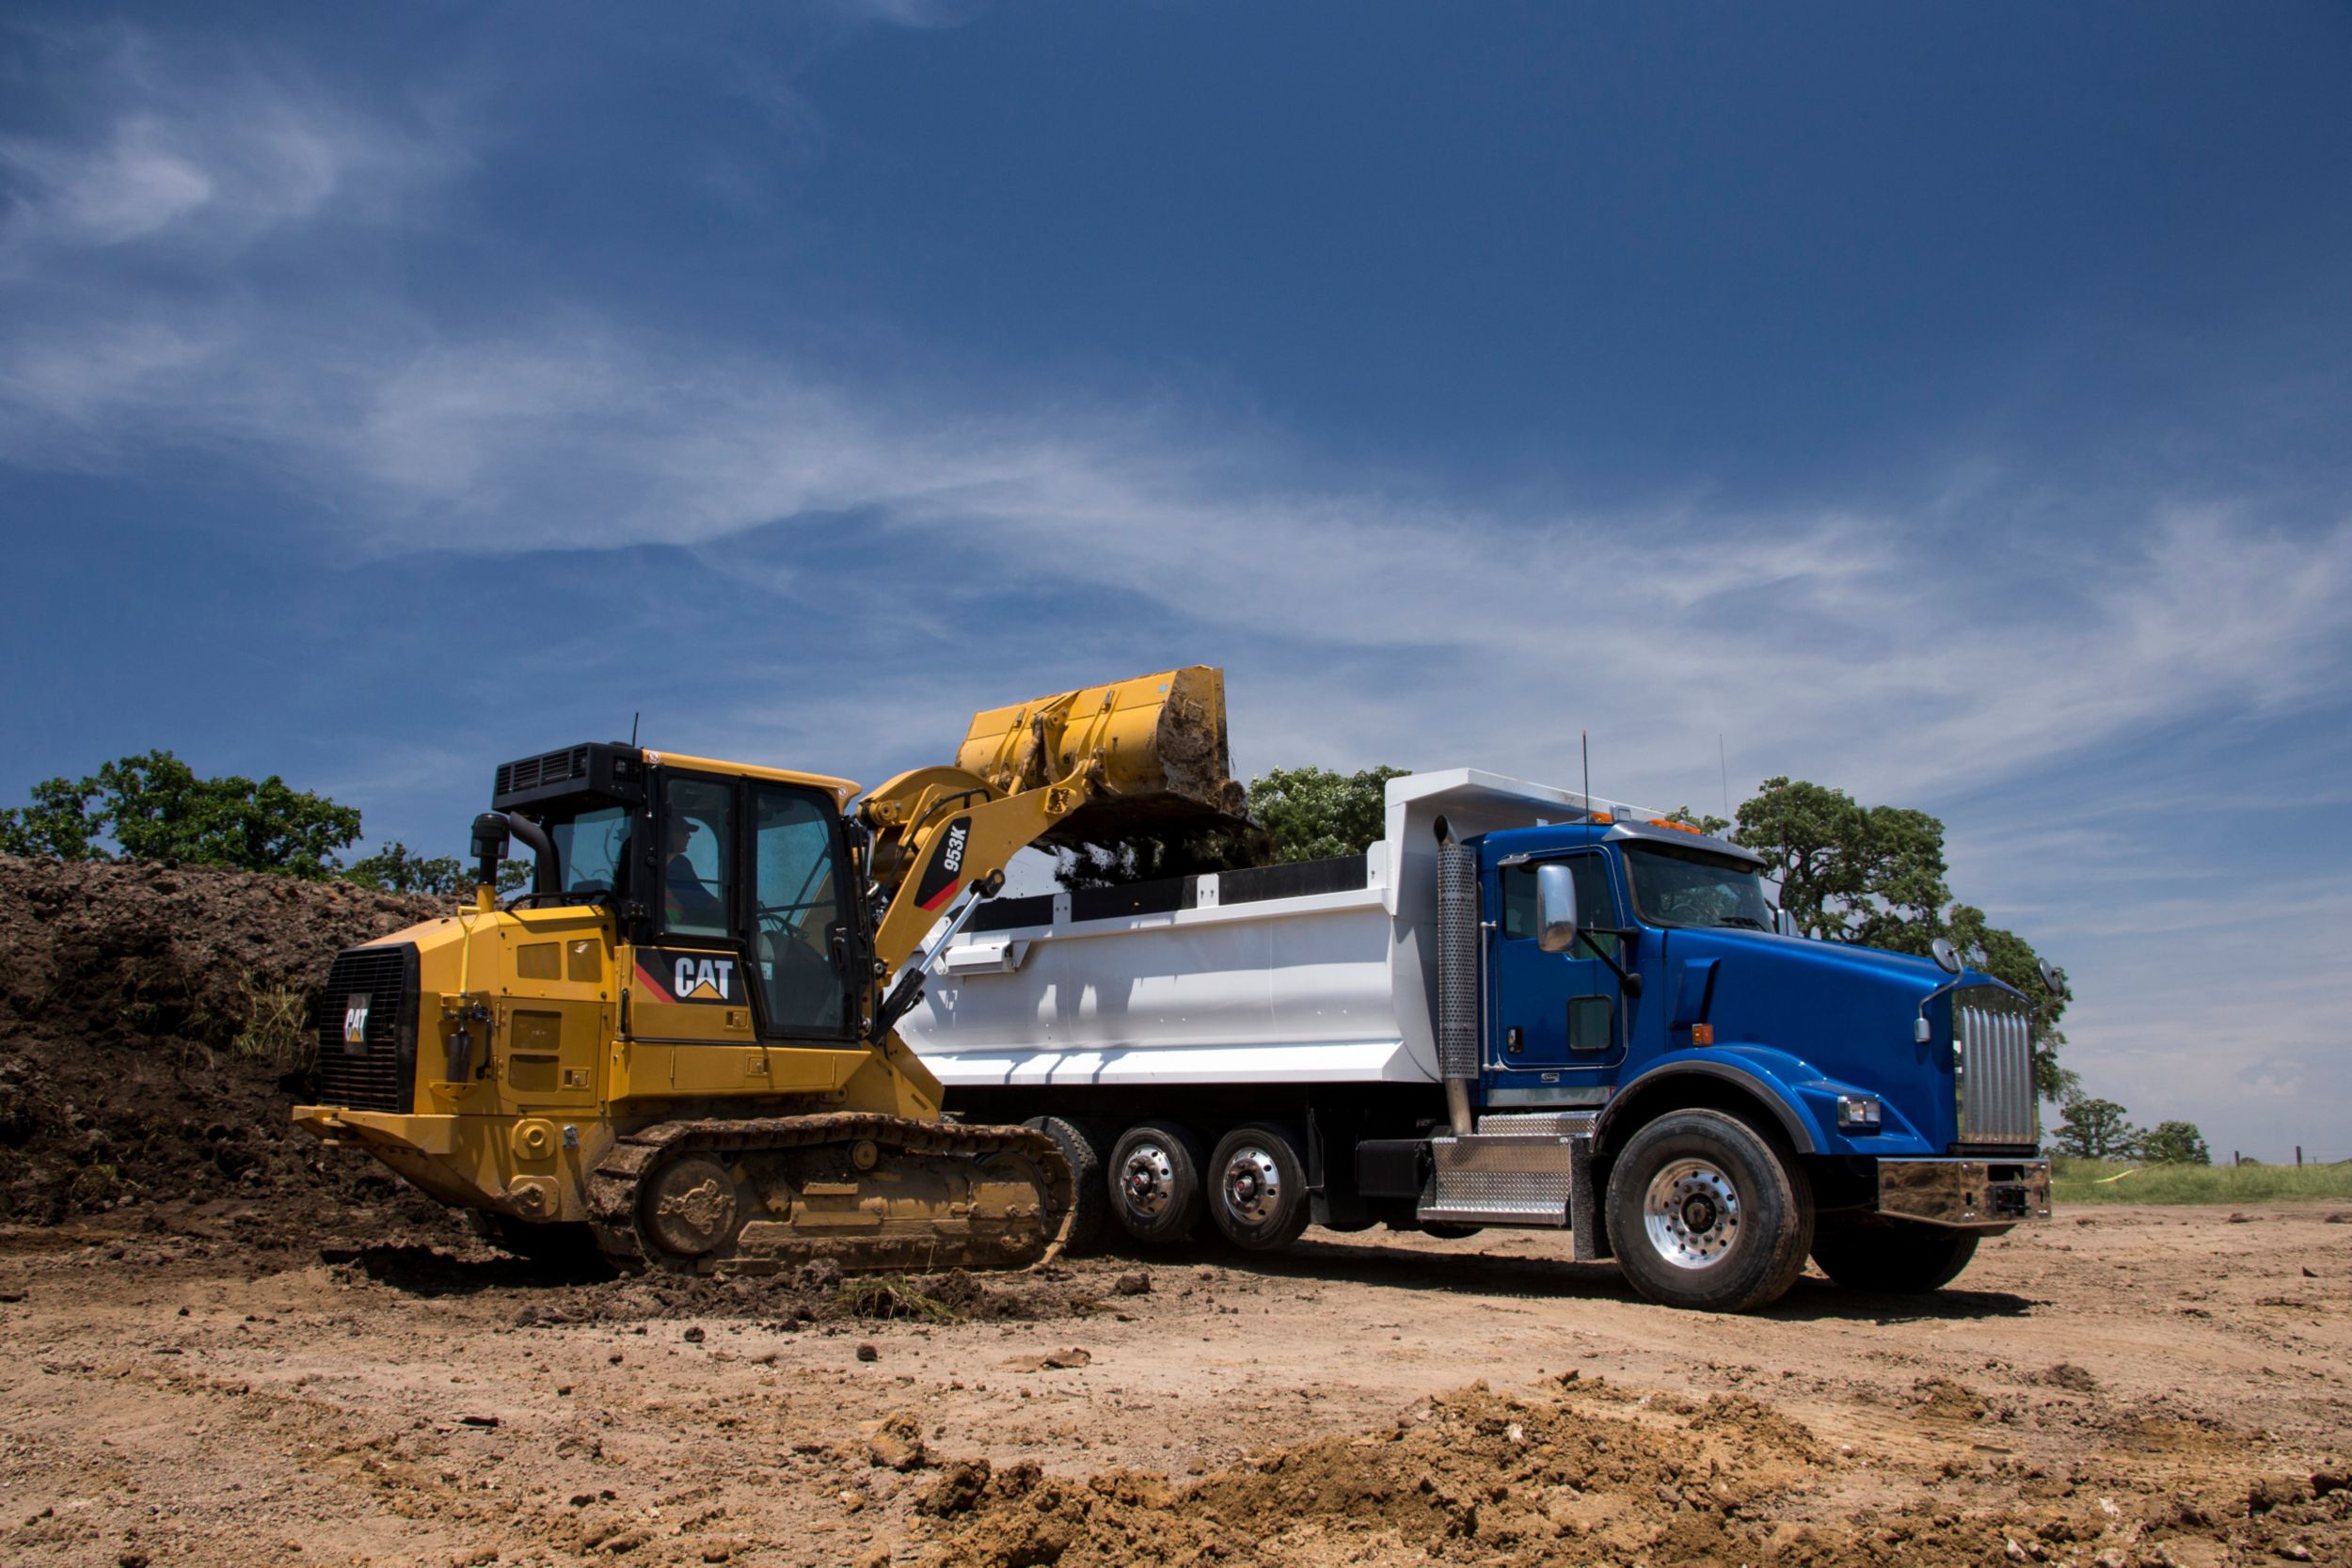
left=1836, top=1095, right=1883, bottom=1130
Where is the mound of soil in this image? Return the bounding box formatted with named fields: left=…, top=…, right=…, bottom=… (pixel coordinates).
left=0, top=854, right=453, bottom=1231
left=912, top=1378, right=2352, bottom=1567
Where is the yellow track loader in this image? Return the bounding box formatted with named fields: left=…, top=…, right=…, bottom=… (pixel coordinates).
left=292, top=667, right=1239, bottom=1274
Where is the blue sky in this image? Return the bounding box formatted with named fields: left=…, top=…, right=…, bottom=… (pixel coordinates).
left=4, top=2, right=2347, bottom=1161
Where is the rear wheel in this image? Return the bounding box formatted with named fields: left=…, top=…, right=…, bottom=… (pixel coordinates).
left=1107, top=1121, right=1207, bottom=1244
left=1207, top=1123, right=1311, bottom=1252
left=1810, top=1215, right=1979, bottom=1293
left=1605, top=1109, right=1812, bottom=1313
left=1024, top=1115, right=1110, bottom=1257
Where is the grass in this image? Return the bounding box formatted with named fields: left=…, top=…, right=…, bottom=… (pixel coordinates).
left=838, top=1275, right=967, bottom=1323
left=2051, top=1155, right=2352, bottom=1207
left=231, top=974, right=314, bottom=1069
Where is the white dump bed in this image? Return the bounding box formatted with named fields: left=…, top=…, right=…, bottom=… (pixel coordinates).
left=900, top=768, right=1629, bottom=1089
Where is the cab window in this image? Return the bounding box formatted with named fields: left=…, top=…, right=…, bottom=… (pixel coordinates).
left=753, top=785, right=847, bottom=1035
left=660, top=776, right=735, bottom=937
left=1499, top=855, right=1620, bottom=957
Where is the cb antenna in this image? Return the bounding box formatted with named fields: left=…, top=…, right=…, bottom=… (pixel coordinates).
left=1581, top=729, right=1591, bottom=818
left=630, top=710, right=641, bottom=748
left=1719, top=734, right=1730, bottom=823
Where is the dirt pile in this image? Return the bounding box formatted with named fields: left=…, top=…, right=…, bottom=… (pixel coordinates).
left=912, top=1378, right=2352, bottom=1568
left=0, top=854, right=452, bottom=1229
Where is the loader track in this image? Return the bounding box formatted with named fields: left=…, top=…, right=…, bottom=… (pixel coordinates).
left=587, top=1113, right=1074, bottom=1276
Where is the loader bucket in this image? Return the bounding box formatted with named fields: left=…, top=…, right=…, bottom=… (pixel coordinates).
left=956, top=665, right=1246, bottom=844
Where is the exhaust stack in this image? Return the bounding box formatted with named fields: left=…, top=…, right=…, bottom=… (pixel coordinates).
left=1435, top=816, right=1480, bottom=1136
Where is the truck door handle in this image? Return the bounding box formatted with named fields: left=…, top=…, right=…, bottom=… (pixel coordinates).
left=1505, top=1026, right=1523, bottom=1055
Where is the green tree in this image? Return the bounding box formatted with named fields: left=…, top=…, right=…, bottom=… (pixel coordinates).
left=1248, top=765, right=1410, bottom=862
left=0, top=775, right=104, bottom=859
left=2051, top=1095, right=2142, bottom=1161
left=345, top=842, right=470, bottom=896
left=1734, top=776, right=2072, bottom=1099
left=0, top=751, right=360, bottom=879
left=2139, top=1120, right=2212, bottom=1165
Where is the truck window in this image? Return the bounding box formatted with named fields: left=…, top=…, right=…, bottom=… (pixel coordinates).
left=661, top=776, right=736, bottom=937
left=1499, top=856, right=1619, bottom=957
left=1622, top=841, right=1773, bottom=930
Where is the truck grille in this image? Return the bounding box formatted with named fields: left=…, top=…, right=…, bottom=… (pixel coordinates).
left=313, top=943, right=419, bottom=1114
left=1954, top=986, right=2037, bottom=1147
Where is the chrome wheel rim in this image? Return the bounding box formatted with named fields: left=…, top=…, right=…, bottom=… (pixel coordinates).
left=1120, top=1143, right=1178, bottom=1220
left=1642, top=1157, right=1741, bottom=1271
left=1220, top=1147, right=1283, bottom=1227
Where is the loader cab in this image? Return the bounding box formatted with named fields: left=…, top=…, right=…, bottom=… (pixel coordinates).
left=490, top=743, right=870, bottom=1045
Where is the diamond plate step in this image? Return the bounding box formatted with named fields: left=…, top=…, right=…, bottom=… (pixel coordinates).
left=1418, top=1132, right=1581, bottom=1227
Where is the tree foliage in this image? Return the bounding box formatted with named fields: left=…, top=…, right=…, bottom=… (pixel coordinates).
left=2139, top=1119, right=2212, bottom=1166
left=1733, top=776, right=2073, bottom=1099
left=1, top=751, right=360, bottom=879
left=2050, top=1095, right=2142, bottom=1161
left=345, top=841, right=470, bottom=896
left=1246, top=766, right=1411, bottom=863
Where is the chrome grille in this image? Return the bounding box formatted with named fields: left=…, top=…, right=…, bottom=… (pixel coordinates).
left=1954, top=986, right=2037, bottom=1146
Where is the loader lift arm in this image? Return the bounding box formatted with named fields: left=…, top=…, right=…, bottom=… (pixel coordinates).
left=852, top=665, right=1244, bottom=1034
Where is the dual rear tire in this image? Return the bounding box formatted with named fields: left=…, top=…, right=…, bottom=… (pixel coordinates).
left=1037, top=1117, right=1312, bottom=1254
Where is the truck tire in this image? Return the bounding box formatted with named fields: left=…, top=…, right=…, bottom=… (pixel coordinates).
left=1107, top=1121, right=1207, bottom=1244
left=1023, top=1115, right=1110, bottom=1257
left=1207, top=1123, right=1311, bottom=1252
left=1604, top=1109, right=1813, bottom=1313
left=1810, top=1216, right=1979, bottom=1293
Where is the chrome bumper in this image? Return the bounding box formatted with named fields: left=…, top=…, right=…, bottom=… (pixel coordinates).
left=1877, top=1158, right=2051, bottom=1230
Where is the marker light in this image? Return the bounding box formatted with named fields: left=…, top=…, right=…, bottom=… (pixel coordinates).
left=1645, top=817, right=1705, bottom=836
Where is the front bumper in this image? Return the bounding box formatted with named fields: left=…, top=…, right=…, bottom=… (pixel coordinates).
left=1877, top=1157, right=2051, bottom=1230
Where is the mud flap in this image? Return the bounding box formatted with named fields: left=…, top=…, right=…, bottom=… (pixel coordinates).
left=1569, top=1133, right=1613, bottom=1261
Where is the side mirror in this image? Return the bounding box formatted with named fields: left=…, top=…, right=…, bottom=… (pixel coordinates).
left=1535, top=862, right=1580, bottom=954
left=1774, top=906, right=1799, bottom=938
left=1930, top=936, right=1963, bottom=975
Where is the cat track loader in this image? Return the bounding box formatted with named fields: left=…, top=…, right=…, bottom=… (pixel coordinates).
left=292, top=667, right=1239, bottom=1275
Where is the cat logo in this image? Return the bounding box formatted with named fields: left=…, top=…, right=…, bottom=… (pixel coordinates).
left=673, top=955, right=736, bottom=1002
left=342, top=994, right=372, bottom=1053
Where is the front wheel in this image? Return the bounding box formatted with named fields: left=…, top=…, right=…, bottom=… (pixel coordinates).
left=1810, top=1216, right=1979, bottom=1293
left=1604, top=1109, right=1812, bottom=1313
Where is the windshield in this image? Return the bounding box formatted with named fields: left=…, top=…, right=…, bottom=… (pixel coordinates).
left=1622, top=842, right=1775, bottom=931
left=546, top=803, right=633, bottom=895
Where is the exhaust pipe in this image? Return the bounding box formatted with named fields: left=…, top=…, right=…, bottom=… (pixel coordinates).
left=1434, top=816, right=1479, bottom=1137
left=470, top=810, right=562, bottom=898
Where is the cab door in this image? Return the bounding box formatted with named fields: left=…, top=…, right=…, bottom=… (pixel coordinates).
left=628, top=770, right=755, bottom=1045
left=746, top=782, right=857, bottom=1043
left=1486, top=852, right=1626, bottom=1106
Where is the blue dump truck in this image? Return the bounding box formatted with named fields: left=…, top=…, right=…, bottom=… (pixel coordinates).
left=900, top=768, right=2052, bottom=1312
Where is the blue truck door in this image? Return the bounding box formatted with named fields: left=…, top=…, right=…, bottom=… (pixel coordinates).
left=1487, top=853, right=1627, bottom=1103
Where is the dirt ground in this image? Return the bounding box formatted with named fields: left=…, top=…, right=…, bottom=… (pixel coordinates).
left=5, top=859, right=2349, bottom=1566
left=4, top=1200, right=2348, bottom=1568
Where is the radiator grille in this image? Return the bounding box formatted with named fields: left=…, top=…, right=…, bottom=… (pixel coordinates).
left=1954, top=986, right=2037, bottom=1147
left=313, top=943, right=419, bottom=1114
